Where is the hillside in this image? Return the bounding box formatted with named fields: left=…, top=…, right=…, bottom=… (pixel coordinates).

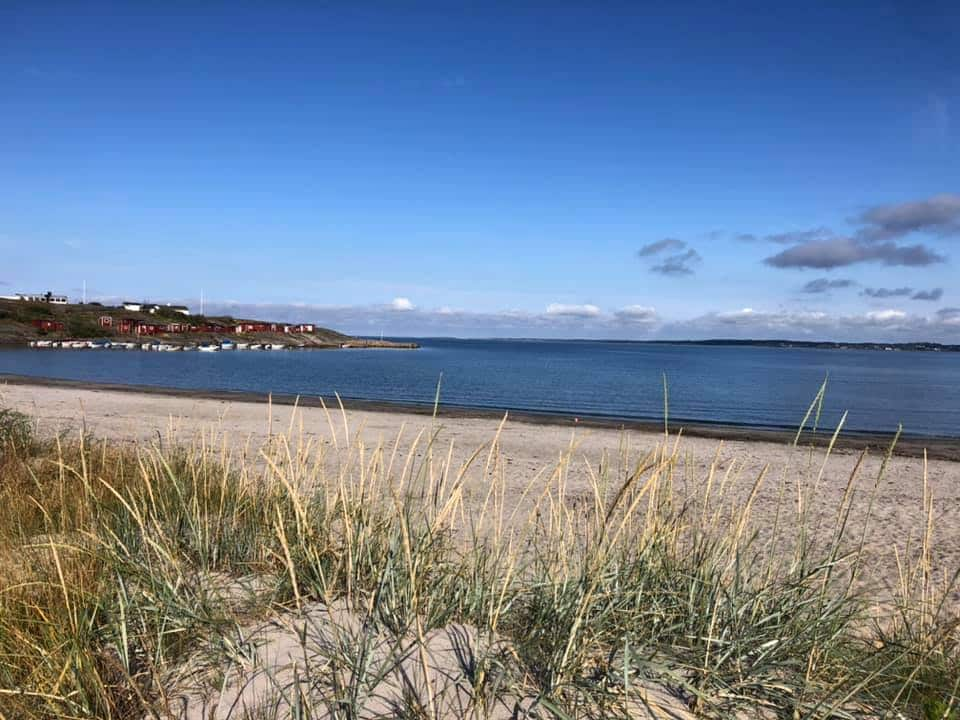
left=0, top=300, right=415, bottom=349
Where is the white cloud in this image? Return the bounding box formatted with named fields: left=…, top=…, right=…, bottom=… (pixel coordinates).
left=545, top=303, right=601, bottom=318
left=614, top=305, right=658, bottom=324
left=865, top=309, right=907, bottom=322
left=391, top=297, right=415, bottom=312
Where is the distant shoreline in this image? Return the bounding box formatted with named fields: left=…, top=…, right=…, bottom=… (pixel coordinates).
left=383, top=337, right=960, bottom=352
left=626, top=339, right=960, bottom=352
left=2, top=374, right=957, bottom=459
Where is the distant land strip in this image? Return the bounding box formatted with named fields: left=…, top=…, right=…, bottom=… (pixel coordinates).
left=636, top=339, right=960, bottom=352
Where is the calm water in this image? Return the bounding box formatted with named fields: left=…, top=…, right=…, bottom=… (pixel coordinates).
left=2, top=339, right=959, bottom=436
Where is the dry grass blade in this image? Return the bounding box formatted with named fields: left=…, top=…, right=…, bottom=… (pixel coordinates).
left=0, top=398, right=956, bottom=719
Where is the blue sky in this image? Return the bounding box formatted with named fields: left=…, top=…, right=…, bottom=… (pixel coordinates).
left=2, top=1, right=958, bottom=340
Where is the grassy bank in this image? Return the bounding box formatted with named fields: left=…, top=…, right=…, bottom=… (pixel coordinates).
left=0, top=403, right=957, bottom=718
left=0, top=299, right=356, bottom=348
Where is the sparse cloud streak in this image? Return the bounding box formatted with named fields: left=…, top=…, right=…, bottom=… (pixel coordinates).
left=937, top=307, right=960, bottom=325
left=861, top=287, right=945, bottom=301
left=764, top=238, right=944, bottom=270
left=638, top=239, right=701, bottom=276
left=856, top=193, right=960, bottom=241
left=637, top=238, right=686, bottom=256
left=862, top=287, right=914, bottom=299
left=911, top=288, right=943, bottom=301
left=652, top=248, right=701, bottom=276
left=737, top=228, right=833, bottom=245
left=801, top=278, right=855, bottom=294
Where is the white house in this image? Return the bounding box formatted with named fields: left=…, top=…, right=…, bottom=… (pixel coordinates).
left=123, top=301, right=189, bottom=315
left=2, top=292, right=68, bottom=305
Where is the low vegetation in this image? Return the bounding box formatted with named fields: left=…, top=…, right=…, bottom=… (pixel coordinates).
left=0, top=402, right=956, bottom=718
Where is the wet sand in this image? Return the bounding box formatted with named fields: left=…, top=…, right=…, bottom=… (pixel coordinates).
left=2, top=373, right=957, bottom=459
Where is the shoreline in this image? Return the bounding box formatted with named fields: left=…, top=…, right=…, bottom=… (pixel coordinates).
left=3, top=373, right=958, bottom=460
left=4, top=339, right=419, bottom=350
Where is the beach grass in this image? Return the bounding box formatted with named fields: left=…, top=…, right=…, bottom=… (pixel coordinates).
left=0, top=402, right=957, bottom=719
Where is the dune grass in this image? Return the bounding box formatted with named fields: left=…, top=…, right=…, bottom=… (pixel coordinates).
left=0, top=401, right=957, bottom=719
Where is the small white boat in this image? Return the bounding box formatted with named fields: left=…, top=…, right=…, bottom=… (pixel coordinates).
left=182, top=344, right=197, bottom=351
left=267, top=343, right=286, bottom=350
left=71, top=341, right=88, bottom=349
left=28, top=340, right=37, bottom=348
left=220, top=341, right=236, bottom=350
left=198, top=343, right=220, bottom=352
left=235, top=342, right=249, bottom=350
left=36, top=340, right=53, bottom=348
left=248, top=343, right=263, bottom=350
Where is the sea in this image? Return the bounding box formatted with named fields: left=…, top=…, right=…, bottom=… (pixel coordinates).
left=1, top=338, right=959, bottom=437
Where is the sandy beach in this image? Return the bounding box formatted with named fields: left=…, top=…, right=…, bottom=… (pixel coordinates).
left=3, top=377, right=959, bottom=600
